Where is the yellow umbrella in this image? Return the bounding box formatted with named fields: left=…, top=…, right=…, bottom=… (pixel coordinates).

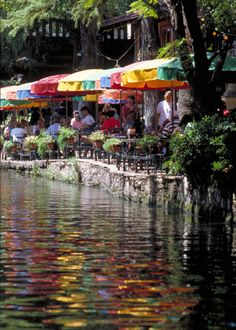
left=57, top=69, right=104, bottom=92
left=120, top=58, right=187, bottom=89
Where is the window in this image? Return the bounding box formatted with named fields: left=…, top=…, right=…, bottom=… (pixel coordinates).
left=127, top=23, right=132, bottom=40
left=114, top=28, right=118, bottom=39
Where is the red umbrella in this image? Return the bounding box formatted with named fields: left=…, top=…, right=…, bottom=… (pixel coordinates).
left=31, top=74, right=70, bottom=96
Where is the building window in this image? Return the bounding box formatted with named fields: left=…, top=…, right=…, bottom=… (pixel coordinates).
left=52, top=21, right=57, bottom=37
left=120, top=29, right=124, bottom=40
left=114, top=28, right=118, bottom=39
left=159, top=21, right=172, bottom=46
left=58, top=23, right=64, bottom=37
left=127, top=23, right=132, bottom=40
left=45, top=23, right=50, bottom=37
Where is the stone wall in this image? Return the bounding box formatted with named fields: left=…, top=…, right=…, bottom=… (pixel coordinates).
left=0, top=159, right=186, bottom=207
left=1, top=158, right=234, bottom=217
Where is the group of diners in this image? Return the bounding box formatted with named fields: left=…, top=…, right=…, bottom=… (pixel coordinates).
left=0, top=90, right=196, bottom=159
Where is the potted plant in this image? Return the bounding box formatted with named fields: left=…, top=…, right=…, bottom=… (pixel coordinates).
left=136, top=135, right=159, bottom=154
left=0, top=135, right=4, bottom=151
left=24, top=135, right=38, bottom=150
left=36, top=130, right=55, bottom=159
left=89, top=131, right=106, bottom=148
left=3, top=140, right=14, bottom=153
left=103, top=138, right=122, bottom=153
left=57, top=127, right=76, bottom=151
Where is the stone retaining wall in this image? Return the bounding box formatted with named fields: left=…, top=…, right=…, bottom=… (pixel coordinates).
left=0, top=159, right=186, bottom=208
left=1, top=158, right=235, bottom=217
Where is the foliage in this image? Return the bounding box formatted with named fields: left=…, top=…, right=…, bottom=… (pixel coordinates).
left=23, top=135, right=38, bottom=149
left=136, top=134, right=159, bottom=149
left=0, top=0, right=132, bottom=76
left=89, top=130, right=106, bottom=142
left=71, top=0, right=132, bottom=27
left=36, top=130, right=55, bottom=158
left=164, top=113, right=236, bottom=186
left=103, top=138, right=122, bottom=152
left=199, top=0, right=236, bottom=34
left=129, top=0, right=159, bottom=19
left=3, top=140, right=14, bottom=151
left=57, top=127, right=76, bottom=151
left=0, top=135, right=4, bottom=145
left=130, top=0, right=236, bottom=116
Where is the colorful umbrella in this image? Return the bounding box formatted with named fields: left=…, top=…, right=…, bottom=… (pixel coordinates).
left=0, top=85, right=20, bottom=100
left=98, top=67, right=125, bottom=89
left=157, top=51, right=236, bottom=82
left=0, top=99, right=48, bottom=110
left=98, top=89, right=143, bottom=104
left=31, top=74, right=69, bottom=96
left=81, top=69, right=111, bottom=91
left=16, top=81, right=48, bottom=99
left=117, top=58, right=187, bottom=90
left=57, top=69, right=103, bottom=93
left=110, top=63, right=140, bottom=89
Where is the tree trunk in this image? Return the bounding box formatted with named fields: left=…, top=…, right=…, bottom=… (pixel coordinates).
left=139, top=18, right=160, bottom=128
left=79, top=22, right=99, bottom=69
left=178, top=89, right=194, bottom=120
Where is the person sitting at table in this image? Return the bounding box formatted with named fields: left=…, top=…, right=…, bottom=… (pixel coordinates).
left=99, top=103, right=113, bottom=126
left=70, top=110, right=83, bottom=130
left=11, top=121, right=27, bottom=144
left=80, top=106, right=96, bottom=133
left=47, top=114, right=61, bottom=139
left=121, top=95, right=139, bottom=131
left=101, top=110, right=121, bottom=133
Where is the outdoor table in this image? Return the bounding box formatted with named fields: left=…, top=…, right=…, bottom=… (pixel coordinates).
left=116, top=152, right=164, bottom=173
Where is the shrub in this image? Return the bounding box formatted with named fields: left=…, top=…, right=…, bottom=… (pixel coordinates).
left=24, top=135, right=38, bottom=149
left=164, top=114, right=236, bottom=186
left=36, top=130, right=55, bottom=159
left=103, top=138, right=122, bottom=152
left=0, top=135, right=4, bottom=145
left=89, top=130, right=106, bottom=142
left=57, top=127, right=76, bottom=151
left=136, top=135, right=159, bottom=149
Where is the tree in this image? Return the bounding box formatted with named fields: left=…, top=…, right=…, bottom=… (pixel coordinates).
left=128, top=0, right=236, bottom=219
left=130, top=0, right=236, bottom=117
left=0, top=0, right=132, bottom=77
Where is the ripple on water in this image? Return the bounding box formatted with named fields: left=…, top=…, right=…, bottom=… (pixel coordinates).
left=0, top=171, right=235, bottom=329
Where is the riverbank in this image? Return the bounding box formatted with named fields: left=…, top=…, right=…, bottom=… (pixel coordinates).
left=0, top=158, right=185, bottom=208
left=1, top=158, right=235, bottom=218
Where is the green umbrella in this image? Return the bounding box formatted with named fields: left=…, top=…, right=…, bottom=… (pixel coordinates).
left=0, top=99, right=31, bottom=107
left=157, top=52, right=236, bottom=82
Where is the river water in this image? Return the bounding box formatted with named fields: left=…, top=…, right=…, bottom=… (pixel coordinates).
left=0, top=171, right=236, bottom=329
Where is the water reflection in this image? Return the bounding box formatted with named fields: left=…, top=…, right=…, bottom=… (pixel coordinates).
left=0, top=171, right=235, bottom=329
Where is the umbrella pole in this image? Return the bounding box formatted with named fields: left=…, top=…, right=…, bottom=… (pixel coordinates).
left=171, top=82, right=175, bottom=132
left=119, top=90, right=122, bottom=129
left=66, top=94, right=68, bottom=120
left=95, top=91, right=98, bottom=124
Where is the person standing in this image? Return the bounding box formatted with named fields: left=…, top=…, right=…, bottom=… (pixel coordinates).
left=156, top=90, right=173, bottom=131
